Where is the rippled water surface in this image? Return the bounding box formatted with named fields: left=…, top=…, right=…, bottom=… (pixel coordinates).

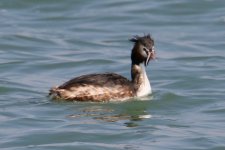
left=1, top=0, right=225, bottom=149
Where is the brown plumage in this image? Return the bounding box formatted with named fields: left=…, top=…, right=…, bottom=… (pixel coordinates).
left=49, top=34, right=155, bottom=102
left=50, top=73, right=134, bottom=101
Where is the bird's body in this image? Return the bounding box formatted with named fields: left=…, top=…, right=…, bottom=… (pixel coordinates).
left=49, top=34, right=155, bottom=102
left=50, top=73, right=135, bottom=101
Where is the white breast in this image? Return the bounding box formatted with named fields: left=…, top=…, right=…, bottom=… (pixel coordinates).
left=136, top=65, right=152, bottom=97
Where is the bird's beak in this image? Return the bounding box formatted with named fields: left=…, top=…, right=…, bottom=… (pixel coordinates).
left=145, top=52, right=151, bottom=66
left=145, top=47, right=156, bottom=66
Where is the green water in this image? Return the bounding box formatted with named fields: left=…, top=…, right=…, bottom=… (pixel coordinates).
left=0, top=0, right=225, bottom=149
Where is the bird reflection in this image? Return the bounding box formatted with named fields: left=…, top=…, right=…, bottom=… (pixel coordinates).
left=67, top=98, right=153, bottom=127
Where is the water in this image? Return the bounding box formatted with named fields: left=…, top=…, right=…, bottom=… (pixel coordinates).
left=0, top=0, right=225, bottom=149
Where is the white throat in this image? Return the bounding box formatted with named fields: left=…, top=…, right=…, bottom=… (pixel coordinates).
left=136, top=64, right=152, bottom=97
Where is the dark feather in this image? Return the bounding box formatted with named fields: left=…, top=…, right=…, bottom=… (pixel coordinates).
left=50, top=73, right=135, bottom=101
left=59, top=73, right=132, bottom=89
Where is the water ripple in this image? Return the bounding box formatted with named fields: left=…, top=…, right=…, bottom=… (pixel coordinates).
left=1, top=0, right=225, bottom=149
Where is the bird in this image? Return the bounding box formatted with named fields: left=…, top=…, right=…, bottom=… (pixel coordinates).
left=49, top=34, right=155, bottom=102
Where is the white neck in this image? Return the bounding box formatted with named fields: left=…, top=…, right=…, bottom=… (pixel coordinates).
left=136, top=64, right=152, bottom=97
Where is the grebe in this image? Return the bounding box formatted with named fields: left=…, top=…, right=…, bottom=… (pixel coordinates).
left=49, top=34, right=155, bottom=101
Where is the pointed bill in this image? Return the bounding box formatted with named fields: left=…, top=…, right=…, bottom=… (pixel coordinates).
left=145, top=52, right=151, bottom=66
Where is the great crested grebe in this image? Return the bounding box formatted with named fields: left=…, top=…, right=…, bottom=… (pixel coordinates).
left=49, top=34, right=155, bottom=102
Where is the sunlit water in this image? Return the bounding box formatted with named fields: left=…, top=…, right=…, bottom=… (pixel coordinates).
left=1, top=0, right=225, bottom=149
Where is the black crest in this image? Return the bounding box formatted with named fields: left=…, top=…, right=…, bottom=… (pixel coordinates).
left=129, top=34, right=153, bottom=43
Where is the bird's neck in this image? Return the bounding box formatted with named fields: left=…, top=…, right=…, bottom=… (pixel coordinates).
left=131, top=63, right=152, bottom=97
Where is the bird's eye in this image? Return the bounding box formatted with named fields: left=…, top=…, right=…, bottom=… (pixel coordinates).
left=143, top=47, right=150, bottom=56
left=143, top=47, right=148, bottom=52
